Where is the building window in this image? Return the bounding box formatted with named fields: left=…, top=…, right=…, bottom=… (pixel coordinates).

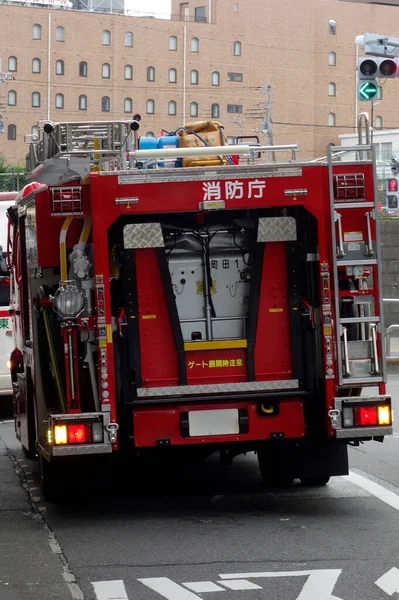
left=233, top=41, right=241, bottom=56
left=377, top=86, right=383, bottom=100
left=190, top=101, right=198, bottom=117
left=234, top=3, right=238, bottom=10
left=102, top=30, right=111, bottom=45
left=168, top=100, right=177, bottom=116
left=381, top=141, right=391, bottom=158
left=102, top=63, right=110, bottom=79
left=228, top=72, right=243, bottom=82
left=212, top=71, right=220, bottom=86
left=32, top=57, right=41, bottom=74
left=195, top=6, right=206, bottom=22
left=124, top=97, right=132, bottom=113
left=32, top=92, right=41, bottom=108
left=211, top=103, right=219, bottom=118
left=8, top=90, right=17, bottom=106
left=328, top=112, right=336, bottom=127
left=33, top=24, right=41, bottom=40
left=169, top=68, right=177, bottom=83
left=125, top=31, right=133, bottom=47
left=329, top=19, right=336, bottom=34
left=55, top=93, right=64, bottom=109
left=169, top=35, right=177, bottom=51
left=191, top=69, right=199, bottom=85
left=375, top=115, right=383, bottom=130
left=79, top=94, right=87, bottom=110
left=146, top=99, right=155, bottom=114
left=227, top=104, right=242, bottom=114
left=191, top=37, right=199, bottom=52
left=329, top=51, right=336, bottom=66
left=124, top=64, right=133, bottom=80
left=147, top=66, right=155, bottom=82
left=7, top=124, right=16, bottom=141
left=79, top=61, right=88, bottom=77
left=56, top=26, right=65, bottom=42
left=8, top=56, right=17, bottom=72
left=31, top=125, right=39, bottom=140
left=102, top=96, right=110, bottom=112
left=328, top=82, right=336, bottom=96
left=146, top=131, right=155, bottom=137
left=56, top=59, right=65, bottom=76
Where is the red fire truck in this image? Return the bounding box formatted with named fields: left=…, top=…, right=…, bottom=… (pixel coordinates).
left=7, top=119, right=392, bottom=500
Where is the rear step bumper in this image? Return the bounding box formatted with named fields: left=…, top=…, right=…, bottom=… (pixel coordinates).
left=136, top=379, right=299, bottom=398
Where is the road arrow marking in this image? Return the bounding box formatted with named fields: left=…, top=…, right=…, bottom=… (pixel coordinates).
left=92, top=580, right=129, bottom=600
left=375, top=567, right=399, bottom=596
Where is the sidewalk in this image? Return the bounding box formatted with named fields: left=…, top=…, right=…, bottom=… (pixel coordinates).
left=0, top=424, right=78, bottom=600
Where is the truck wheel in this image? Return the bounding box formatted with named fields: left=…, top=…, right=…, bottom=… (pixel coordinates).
left=257, top=447, right=294, bottom=489
left=22, top=445, right=37, bottom=460
left=40, top=456, right=65, bottom=503
left=300, top=475, right=330, bottom=487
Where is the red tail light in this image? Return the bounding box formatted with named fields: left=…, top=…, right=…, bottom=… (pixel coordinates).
left=354, top=406, right=378, bottom=427
left=388, top=178, right=398, bottom=192
left=68, top=424, right=92, bottom=444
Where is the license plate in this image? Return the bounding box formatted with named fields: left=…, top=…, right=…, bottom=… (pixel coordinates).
left=188, top=409, right=240, bottom=437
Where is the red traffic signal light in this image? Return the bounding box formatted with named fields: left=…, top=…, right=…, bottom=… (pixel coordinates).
left=380, top=59, right=397, bottom=77
left=388, top=178, right=398, bottom=192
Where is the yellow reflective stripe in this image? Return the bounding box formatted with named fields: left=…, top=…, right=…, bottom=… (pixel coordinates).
left=184, top=340, right=247, bottom=352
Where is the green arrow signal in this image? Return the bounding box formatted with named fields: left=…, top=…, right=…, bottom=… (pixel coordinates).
left=359, top=81, right=378, bottom=100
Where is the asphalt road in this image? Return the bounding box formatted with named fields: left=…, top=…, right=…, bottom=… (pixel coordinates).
left=2, top=380, right=399, bottom=600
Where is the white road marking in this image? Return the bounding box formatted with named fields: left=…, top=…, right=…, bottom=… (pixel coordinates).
left=183, top=581, right=225, bottom=593
left=92, top=579, right=129, bottom=600
left=375, top=567, right=399, bottom=595
left=219, top=569, right=343, bottom=600
left=347, top=471, right=399, bottom=511
left=217, top=579, right=262, bottom=590
left=138, top=577, right=202, bottom=600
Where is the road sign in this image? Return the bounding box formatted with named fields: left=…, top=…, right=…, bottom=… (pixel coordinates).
left=358, top=81, right=378, bottom=100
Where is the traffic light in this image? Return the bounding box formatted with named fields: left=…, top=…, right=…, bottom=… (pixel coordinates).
left=386, top=177, right=399, bottom=210
left=358, top=56, right=398, bottom=100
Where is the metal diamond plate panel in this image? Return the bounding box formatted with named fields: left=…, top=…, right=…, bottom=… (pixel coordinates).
left=0, top=373, right=12, bottom=395
left=137, top=379, right=299, bottom=398
left=257, top=217, right=297, bottom=242
left=123, top=223, right=164, bottom=249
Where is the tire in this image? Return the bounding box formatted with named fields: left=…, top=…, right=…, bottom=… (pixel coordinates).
left=300, top=475, right=330, bottom=487
left=257, top=447, right=294, bottom=489
left=40, top=455, right=66, bottom=503
left=22, top=445, right=37, bottom=460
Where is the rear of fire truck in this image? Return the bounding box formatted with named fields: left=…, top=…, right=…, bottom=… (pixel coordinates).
left=8, top=119, right=392, bottom=500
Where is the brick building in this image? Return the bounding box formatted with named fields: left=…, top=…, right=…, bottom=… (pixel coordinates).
left=1, top=0, right=399, bottom=165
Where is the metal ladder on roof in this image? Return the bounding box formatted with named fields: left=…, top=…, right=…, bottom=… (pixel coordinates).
left=327, top=140, right=387, bottom=386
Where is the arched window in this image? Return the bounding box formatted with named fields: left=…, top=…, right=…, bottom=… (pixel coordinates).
left=125, top=32, right=133, bottom=47
left=147, top=66, right=155, bottom=82
left=169, top=68, right=177, bottom=83
left=191, top=69, right=199, bottom=85
left=56, top=26, right=65, bottom=42
left=31, top=125, right=39, bottom=140
left=102, top=96, right=110, bottom=112
left=190, top=101, right=198, bottom=117
left=79, top=95, right=87, bottom=110
left=169, top=35, right=177, bottom=51
left=8, top=90, right=17, bottom=106
left=32, top=92, right=41, bottom=108
left=33, top=24, right=41, bottom=40
left=233, top=41, right=241, bottom=56
left=146, top=99, right=155, bottom=114
left=168, top=100, right=177, bottom=116
left=102, top=30, right=111, bottom=45
left=211, top=103, right=219, bottom=118
left=102, top=63, right=110, bottom=79
left=8, top=56, right=17, bottom=72
left=375, top=115, right=383, bottom=129
left=329, top=19, right=336, bottom=35
left=328, top=112, right=336, bottom=127
left=56, top=59, right=65, bottom=76
left=328, top=82, right=336, bottom=96
left=55, top=93, right=64, bottom=109
left=146, top=131, right=155, bottom=137
left=191, top=37, right=199, bottom=52
left=329, top=51, right=336, bottom=66
left=79, top=61, right=87, bottom=77
left=7, top=124, right=16, bottom=141
left=32, top=58, right=41, bottom=74
left=124, top=97, right=132, bottom=113
left=377, top=86, right=383, bottom=100
left=124, top=65, right=133, bottom=80
left=212, top=71, right=220, bottom=86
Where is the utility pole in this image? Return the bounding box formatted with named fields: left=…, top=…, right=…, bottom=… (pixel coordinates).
left=258, top=83, right=276, bottom=161
left=0, top=57, right=16, bottom=134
